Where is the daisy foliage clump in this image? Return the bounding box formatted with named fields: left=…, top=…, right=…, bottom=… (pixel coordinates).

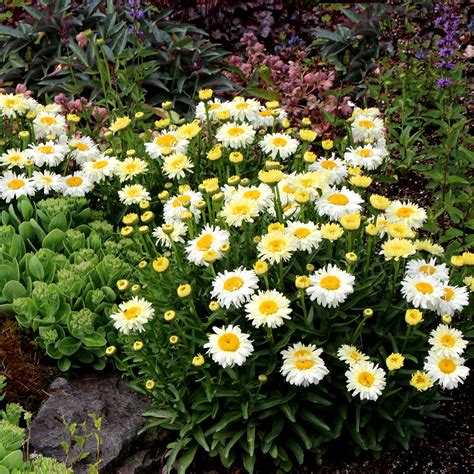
left=1, top=89, right=471, bottom=472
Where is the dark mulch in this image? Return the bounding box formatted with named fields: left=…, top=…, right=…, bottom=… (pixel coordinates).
left=0, top=318, right=58, bottom=412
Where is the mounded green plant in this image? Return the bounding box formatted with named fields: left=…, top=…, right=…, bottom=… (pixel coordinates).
left=0, top=196, right=138, bottom=370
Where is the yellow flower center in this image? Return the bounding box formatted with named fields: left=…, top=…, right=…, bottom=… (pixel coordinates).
left=259, top=300, right=278, bottom=315
left=40, top=116, right=56, bottom=125
left=328, top=193, right=349, bottom=206
left=172, top=195, right=191, bottom=207
left=92, top=160, right=109, bottom=169
left=350, top=351, right=361, bottom=361
left=196, top=233, right=214, bottom=251
left=272, top=137, right=288, bottom=147
left=42, top=177, right=53, bottom=184
left=169, top=156, right=186, bottom=168
left=438, top=359, right=456, bottom=374
left=321, top=160, right=337, bottom=169
left=242, top=190, right=261, bottom=200
left=66, top=176, right=83, bottom=187
left=419, top=264, right=436, bottom=275
left=320, top=275, right=341, bottom=290
left=235, top=102, right=249, bottom=110
left=356, top=149, right=373, bottom=157
left=441, top=334, right=456, bottom=347
left=156, top=134, right=178, bottom=147
left=5, top=98, right=17, bottom=108
left=415, top=282, right=433, bottom=294
left=443, top=287, right=454, bottom=301
left=217, top=333, right=240, bottom=351
left=208, top=103, right=221, bottom=111
left=227, top=127, right=244, bottom=137
left=123, top=306, right=141, bottom=320
left=8, top=179, right=25, bottom=190
left=295, top=359, right=315, bottom=370
left=223, top=276, right=244, bottom=292
left=293, top=228, right=311, bottom=239
left=358, top=119, right=374, bottom=129
left=76, top=143, right=90, bottom=151
left=268, top=238, right=285, bottom=252
left=260, top=110, right=273, bottom=117
left=233, top=203, right=251, bottom=215
left=358, top=371, right=375, bottom=387
left=39, top=145, right=54, bottom=154
left=294, top=349, right=310, bottom=358
left=9, top=154, right=22, bottom=163
left=396, top=207, right=415, bottom=218
left=127, top=187, right=141, bottom=197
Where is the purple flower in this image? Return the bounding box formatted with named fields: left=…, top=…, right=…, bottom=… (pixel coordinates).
left=437, top=77, right=453, bottom=88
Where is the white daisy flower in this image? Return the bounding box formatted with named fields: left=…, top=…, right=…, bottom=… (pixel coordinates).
left=0, top=171, right=35, bottom=202
left=435, top=284, right=469, bottom=316
left=195, top=98, right=229, bottom=122
left=400, top=275, right=444, bottom=310
left=33, top=112, right=66, bottom=138
left=115, top=157, right=148, bottom=182
left=28, top=141, right=68, bottom=167
left=152, top=221, right=187, bottom=249
left=315, top=186, right=364, bottom=220
left=185, top=224, right=229, bottom=266
left=0, top=149, right=28, bottom=169
left=257, top=230, right=298, bottom=264
left=344, top=144, right=387, bottom=170
left=211, top=267, right=259, bottom=309
left=232, top=184, right=274, bottom=212
left=424, top=351, right=469, bottom=390
left=309, top=155, right=348, bottom=185
left=260, top=133, right=299, bottom=160
left=118, top=184, right=150, bottom=205
left=307, top=264, right=355, bottom=308
left=291, top=171, right=329, bottom=199
left=229, top=97, right=262, bottom=122
left=204, top=325, right=254, bottom=368
left=162, top=153, right=194, bottom=179
left=145, top=130, right=189, bottom=159
left=32, top=170, right=64, bottom=195
left=428, top=324, right=467, bottom=358
left=245, top=289, right=292, bottom=328
left=351, top=106, right=381, bottom=119
left=110, top=296, right=154, bottom=334
left=385, top=200, right=427, bottom=229
left=286, top=221, right=322, bottom=252
left=280, top=343, right=329, bottom=387
left=405, top=258, right=450, bottom=283
left=351, top=114, right=385, bottom=142
left=36, top=103, right=62, bottom=114
left=62, top=173, right=94, bottom=197
left=0, top=93, right=32, bottom=118
left=216, top=121, right=256, bottom=148
left=220, top=197, right=259, bottom=227
left=163, top=190, right=203, bottom=223
left=337, top=344, right=370, bottom=366
left=251, top=107, right=287, bottom=129
left=82, top=155, right=118, bottom=182
left=68, top=136, right=101, bottom=163
left=346, top=361, right=386, bottom=401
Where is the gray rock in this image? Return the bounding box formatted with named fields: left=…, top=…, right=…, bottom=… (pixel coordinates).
left=30, top=372, right=165, bottom=473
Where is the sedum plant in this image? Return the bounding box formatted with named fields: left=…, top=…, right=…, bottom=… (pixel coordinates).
left=0, top=196, right=137, bottom=371
left=0, top=380, right=72, bottom=474
left=98, top=93, right=471, bottom=471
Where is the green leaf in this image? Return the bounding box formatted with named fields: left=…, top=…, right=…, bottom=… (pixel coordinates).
left=192, top=427, right=209, bottom=452
left=82, top=332, right=107, bottom=347
left=2, top=280, right=27, bottom=303
left=58, top=357, right=72, bottom=372
left=298, top=409, right=330, bottom=431
left=28, top=255, right=44, bottom=280
left=245, top=87, right=280, bottom=102
left=287, top=438, right=304, bottom=465
left=57, top=337, right=81, bottom=356
left=177, top=445, right=198, bottom=474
